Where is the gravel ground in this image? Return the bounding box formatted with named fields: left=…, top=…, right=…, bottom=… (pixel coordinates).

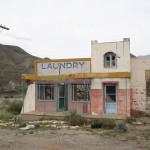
left=0, top=127, right=149, bottom=150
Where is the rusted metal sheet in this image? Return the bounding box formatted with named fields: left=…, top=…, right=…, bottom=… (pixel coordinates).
left=145, top=70, right=150, bottom=80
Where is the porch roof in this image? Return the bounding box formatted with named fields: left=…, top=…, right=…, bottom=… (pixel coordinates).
left=21, top=72, right=131, bottom=81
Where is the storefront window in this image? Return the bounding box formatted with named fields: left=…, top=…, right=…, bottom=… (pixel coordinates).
left=72, top=84, right=90, bottom=101
left=38, top=84, right=54, bottom=100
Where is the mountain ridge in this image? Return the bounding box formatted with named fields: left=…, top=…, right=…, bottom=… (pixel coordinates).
left=0, top=44, right=40, bottom=91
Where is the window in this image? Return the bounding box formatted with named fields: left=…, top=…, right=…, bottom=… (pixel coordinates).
left=104, top=52, right=116, bottom=68
left=146, top=80, right=150, bottom=97
left=72, top=84, right=90, bottom=101
left=105, top=84, right=117, bottom=103
left=38, top=84, right=54, bottom=100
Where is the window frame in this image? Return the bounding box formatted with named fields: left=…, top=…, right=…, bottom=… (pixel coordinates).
left=37, top=83, right=54, bottom=101
left=72, top=84, right=90, bottom=102
left=104, top=52, right=117, bottom=68
left=104, top=84, right=117, bottom=103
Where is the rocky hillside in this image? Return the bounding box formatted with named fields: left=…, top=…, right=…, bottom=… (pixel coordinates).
left=0, top=44, right=40, bottom=92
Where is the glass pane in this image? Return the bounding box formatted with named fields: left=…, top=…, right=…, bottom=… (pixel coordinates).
left=39, top=85, right=44, bottom=100
left=38, top=84, right=54, bottom=100
left=106, top=95, right=116, bottom=103
left=106, top=86, right=116, bottom=94
left=72, top=84, right=90, bottom=101
left=45, top=85, right=54, bottom=100
left=106, top=56, right=110, bottom=61
left=112, top=56, right=115, bottom=60
left=59, top=84, right=65, bottom=97
left=112, top=60, right=116, bottom=66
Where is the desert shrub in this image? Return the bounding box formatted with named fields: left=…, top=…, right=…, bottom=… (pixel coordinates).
left=91, top=118, right=103, bottom=129
left=35, top=123, right=40, bottom=128
left=115, top=120, right=127, bottom=133
left=125, top=117, right=136, bottom=124
left=0, top=113, right=14, bottom=121
left=102, top=119, right=116, bottom=129
left=19, top=122, right=26, bottom=128
left=64, top=110, right=87, bottom=126
left=91, top=118, right=116, bottom=129
left=7, top=100, right=23, bottom=115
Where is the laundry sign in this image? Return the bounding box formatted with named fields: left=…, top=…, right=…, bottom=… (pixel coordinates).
left=37, top=60, right=91, bottom=76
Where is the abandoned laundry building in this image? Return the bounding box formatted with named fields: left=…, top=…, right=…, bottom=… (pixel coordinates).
left=21, top=38, right=150, bottom=117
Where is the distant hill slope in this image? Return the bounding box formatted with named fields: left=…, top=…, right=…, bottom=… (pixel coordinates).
left=0, top=44, right=40, bottom=91
left=137, top=54, right=150, bottom=58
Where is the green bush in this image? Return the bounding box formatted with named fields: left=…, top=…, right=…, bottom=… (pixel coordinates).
left=7, top=101, right=23, bottom=115
left=0, top=113, right=14, bottom=121
left=91, top=118, right=103, bottom=129
left=102, top=119, right=116, bottom=129
left=115, top=120, right=127, bottom=133
left=64, top=110, right=87, bottom=126
left=91, top=118, right=116, bottom=129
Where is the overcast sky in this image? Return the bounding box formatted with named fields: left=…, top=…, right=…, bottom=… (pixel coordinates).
left=0, top=0, right=150, bottom=58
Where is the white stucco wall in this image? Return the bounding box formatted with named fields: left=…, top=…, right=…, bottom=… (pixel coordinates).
left=21, top=83, right=35, bottom=114
left=37, top=60, right=91, bottom=76
left=91, top=78, right=130, bottom=89
left=91, top=38, right=130, bottom=73
left=131, top=58, right=150, bottom=111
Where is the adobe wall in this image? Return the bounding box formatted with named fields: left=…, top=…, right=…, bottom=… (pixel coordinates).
left=131, top=58, right=150, bottom=113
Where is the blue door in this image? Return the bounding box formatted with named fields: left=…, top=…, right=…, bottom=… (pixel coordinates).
left=104, top=84, right=117, bottom=114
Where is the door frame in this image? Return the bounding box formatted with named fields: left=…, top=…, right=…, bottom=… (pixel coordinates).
left=104, top=83, right=118, bottom=114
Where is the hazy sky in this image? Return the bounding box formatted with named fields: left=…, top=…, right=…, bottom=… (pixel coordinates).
left=0, top=0, right=150, bottom=58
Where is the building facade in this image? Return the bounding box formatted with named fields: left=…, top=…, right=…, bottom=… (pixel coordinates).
left=21, top=38, right=150, bottom=117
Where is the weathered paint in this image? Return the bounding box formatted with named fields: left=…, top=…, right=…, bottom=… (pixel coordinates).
left=21, top=83, right=35, bottom=114
left=91, top=38, right=130, bottom=73
left=22, top=72, right=131, bottom=80
left=91, top=89, right=104, bottom=115
left=35, top=101, right=56, bottom=113
left=21, top=39, right=150, bottom=117
left=131, top=58, right=150, bottom=112
left=145, top=70, right=150, bottom=80
left=130, top=88, right=146, bottom=112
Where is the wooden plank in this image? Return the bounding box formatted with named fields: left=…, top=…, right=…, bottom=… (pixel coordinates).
left=21, top=72, right=131, bottom=80
left=145, top=70, right=150, bottom=80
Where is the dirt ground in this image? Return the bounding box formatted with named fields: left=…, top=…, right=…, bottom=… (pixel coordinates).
left=0, top=122, right=149, bottom=150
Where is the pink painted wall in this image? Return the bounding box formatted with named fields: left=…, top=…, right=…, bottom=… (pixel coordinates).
left=68, top=102, right=91, bottom=114
left=35, top=101, right=56, bottom=113
left=130, top=88, right=146, bottom=113
left=91, top=89, right=104, bottom=115
left=118, top=89, right=130, bottom=116
left=91, top=88, right=131, bottom=116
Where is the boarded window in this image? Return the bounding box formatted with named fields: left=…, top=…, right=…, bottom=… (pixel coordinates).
left=38, top=84, right=54, bottom=100
left=146, top=80, right=150, bottom=97
left=72, top=84, right=90, bottom=101
left=146, top=70, right=150, bottom=97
